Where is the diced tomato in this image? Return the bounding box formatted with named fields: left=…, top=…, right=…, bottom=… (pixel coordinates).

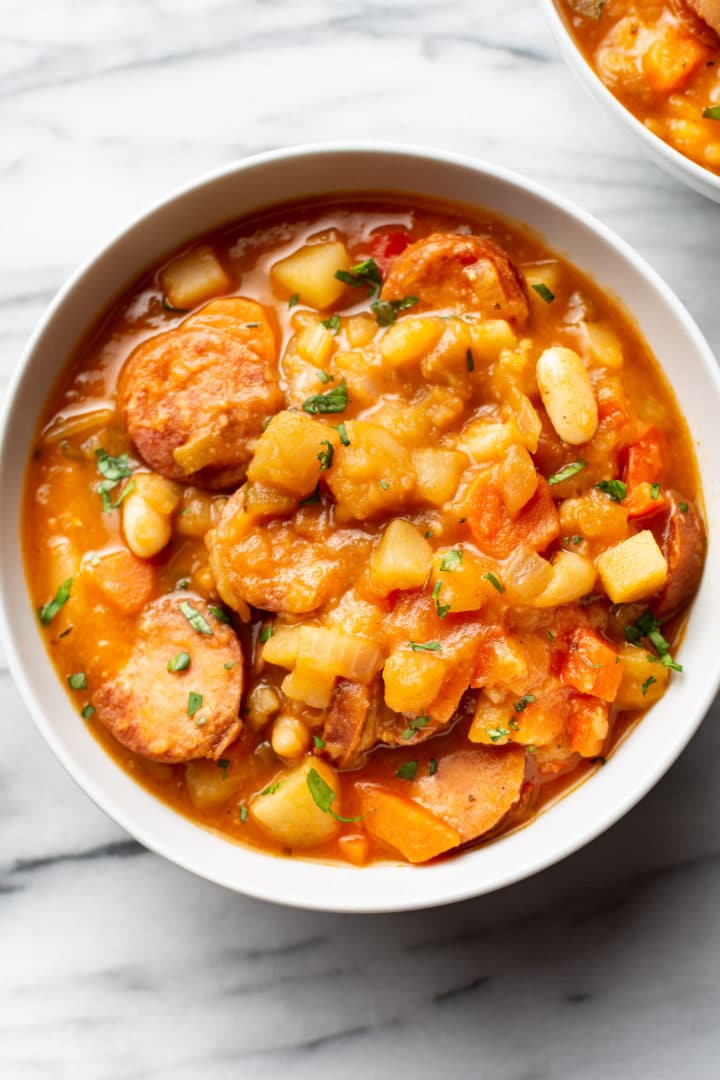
left=561, top=627, right=623, bottom=703
left=466, top=472, right=560, bottom=560
left=568, top=694, right=609, bottom=758
left=367, top=228, right=411, bottom=274
left=623, top=480, right=668, bottom=520
left=597, top=384, right=631, bottom=432
left=624, top=427, right=665, bottom=488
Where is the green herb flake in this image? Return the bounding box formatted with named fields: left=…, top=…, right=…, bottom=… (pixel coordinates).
left=39, top=577, right=73, bottom=625
left=259, top=625, right=274, bottom=644
left=317, top=369, right=333, bottom=384
left=548, top=460, right=587, bottom=486
left=179, top=601, right=213, bottom=635
left=187, top=691, right=203, bottom=717
left=409, top=641, right=441, bottom=652
left=624, top=611, right=682, bottom=671
left=440, top=548, right=463, bottom=572
left=378, top=479, right=390, bottom=491
left=302, top=379, right=349, bottom=415
left=596, top=479, right=627, bottom=503
left=208, top=605, right=231, bottom=625
left=424, top=530, right=433, bottom=539
left=239, top=804, right=249, bottom=823
left=176, top=578, right=190, bottom=590
left=321, top=314, right=341, bottom=335
left=81, top=704, right=95, bottom=719
left=401, top=714, right=432, bottom=741
left=547, top=630, right=555, bottom=642
left=306, top=767, right=361, bottom=821
left=650, top=482, right=661, bottom=501
left=223, top=661, right=236, bottom=670
left=641, top=675, right=657, bottom=696
left=67, top=672, right=87, bottom=690
left=532, top=282, right=555, bottom=303
left=95, top=448, right=133, bottom=484
left=371, top=295, right=419, bottom=327
left=590, top=755, right=607, bottom=766
left=514, top=694, right=536, bottom=713
left=195, top=716, right=207, bottom=727
left=335, top=257, right=383, bottom=295
left=112, top=478, right=136, bottom=510
left=168, top=651, right=191, bottom=673
left=486, top=726, right=511, bottom=743
left=466, top=348, right=475, bottom=372
left=703, top=106, right=720, bottom=120
left=432, top=581, right=442, bottom=599
left=484, top=571, right=504, bottom=594
left=217, top=758, right=230, bottom=780
left=317, top=440, right=334, bottom=472
left=261, top=781, right=282, bottom=796
left=396, top=761, right=418, bottom=781
left=313, top=735, right=326, bottom=750
left=428, top=757, right=438, bottom=776
left=679, top=501, right=689, bottom=513
left=161, top=296, right=189, bottom=314
left=288, top=293, right=299, bottom=308
left=334, top=421, right=350, bottom=446
left=299, top=485, right=321, bottom=506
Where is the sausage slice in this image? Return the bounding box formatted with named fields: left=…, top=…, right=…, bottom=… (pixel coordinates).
left=118, top=298, right=282, bottom=490
left=651, top=490, right=706, bottom=618
left=381, top=233, right=530, bottom=327
left=93, top=596, right=243, bottom=763
left=673, top=0, right=720, bottom=42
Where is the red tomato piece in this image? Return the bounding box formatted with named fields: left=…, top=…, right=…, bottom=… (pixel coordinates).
left=624, top=427, right=665, bottom=488
left=466, top=473, right=560, bottom=560
left=367, top=228, right=412, bottom=275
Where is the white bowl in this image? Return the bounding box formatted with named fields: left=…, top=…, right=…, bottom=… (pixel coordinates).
left=1, top=144, right=719, bottom=912
left=540, top=0, right=720, bottom=203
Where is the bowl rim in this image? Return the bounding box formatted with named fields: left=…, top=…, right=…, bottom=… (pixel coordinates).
left=538, top=0, right=720, bottom=201
left=2, top=141, right=720, bottom=913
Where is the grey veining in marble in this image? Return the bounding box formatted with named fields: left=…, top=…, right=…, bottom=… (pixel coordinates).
left=3, top=1, right=720, bottom=1077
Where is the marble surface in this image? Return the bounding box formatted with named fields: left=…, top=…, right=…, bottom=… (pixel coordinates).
left=3, top=1, right=720, bottom=1076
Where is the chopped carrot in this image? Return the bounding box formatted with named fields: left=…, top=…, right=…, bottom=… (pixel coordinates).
left=624, top=427, right=665, bottom=488
left=642, top=29, right=708, bottom=93
left=568, top=694, right=610, bottom=758
left=466, top=473, right=559, bottom=559
left=84, top=548, right=156, bottom=614
left=356, top=784, right=461, bottom=863
left=623, top=480, right=668, bottom=520
left=338, top=833, right=370, bottom=866
left=561, top=627, right=624, bottom=703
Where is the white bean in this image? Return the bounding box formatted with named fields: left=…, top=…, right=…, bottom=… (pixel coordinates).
left=536, top=346, right=598, bottom=446
left=271, top=714, right=311, bottom=760
left=122, top=492, right=171, bottom=559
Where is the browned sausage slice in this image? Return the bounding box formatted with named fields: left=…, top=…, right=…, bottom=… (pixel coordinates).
left=323, top=680, right=374, bottom=768
left=381, top=233, right=530, bottom=327
left=93, top=596, right=243, bottom=763
left=652, top=490, right=706, bottom=618
left=672, top=0, right=720, bottom=42
left=118, top=299, right=282, bottom=490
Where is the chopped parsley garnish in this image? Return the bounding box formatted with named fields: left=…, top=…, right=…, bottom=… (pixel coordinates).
left=313, top=735, right=326, bottom=750
left=261, top=781, right=282, bottom=796
left=81, top=704, right=95, bottom=719
left=179, top=601, right=213, bottom=635
left=161, top=296, right=189, bottom=313
left=299, top=485, right=321, bottom=506
left=596, top=479, right=627, bottom=503
left=306, top=767, right=361, bottom=821
left=428, top=758, right=438, bottom=776
left=302, top=379, right=349, bottom=415
left=432, top=580, right=451, bottom=618
left=548, top=460, right=587, bottom=486
left=409, top=641, right=441, bottom=652
left=176, top=579, right=190, bottom=590
left=321, top=314, right=341, bottom=335
left=440, top=549, right=463, bottom=572
left=317, top=440, right=334, bottom=471
left=650, top=482, right=661, bottom=501
left=195, top=717, right=207, bottom=727
left=208, top=605, right=231, bottom=624
left=317, top=369, right=333, bottom=383
left=67, top=672, right=87, bottom=690
left=486, top=727, right=510, bottom=743
left=565, top=535, right=583, bottom=546
left=703, top=106, right=720, bottom=121
left=590, top=755, right=607, bottom=766
left=679, top=501, right=689, bottom=513
left=532, top=282, right=555, bottom=304
left=239, top=804, right=249, bottom=823
left=625, top=610, right=683, bottom=671
left=396, top=761, right=418, bottom=781
left=259, top=625, right=273, bottom=644
left=424, top=530, right=433, bottom=539
left=288, top=293, right=299, bottom=308
left=378, top=479, right=390, bottom=491
left=547, top=630, right=555, bottom=642
left=168, top=651, right=191, bottom=673
left=466, top=348, right=475, bottom=372
left=432, top=581, right=442, bottom=599
left=217, top=758, right=230, bottom=780
left=335, top=257, right=383, bottom=295
left=223, top=661, right=237, bottom=670
left=641, top=675, right=657, bottom=696
left=187, top=691, right=203, bottom=717
left=95, top=449, right=135, bottom=512
left=484, top=571, right=504, bottom=594
left=514, top=694, right=536, bottom=713
left=39, top=577, right=73, bottom=625
left=371, top=295, right=419, bottom=327
left=334, top=421, right=350, bottom=446
left=401, top=714, right=431, bottom=741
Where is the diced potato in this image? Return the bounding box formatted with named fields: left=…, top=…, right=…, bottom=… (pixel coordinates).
left=262, top=626, right=301, bottom=668
left=534, top=550, right=597, bottom=607
left=242, top=482, right=296, bottom=521
left=338, top=833, right=370, bottom=866
left=522, top=261, right=561, bottom=303
left=583, top=322, right=623, bottom=371
left=596, top=530, right=668, bottom=604
left=295, top=625, right=384, bottom=683
left=421, top=318, right=472, bottom=384
left=281, top=663, right=336, bottom=710
left=332, top=349, right=386, bottom=408
left=615, top=643, right=670, bottom=710
left=499, top=444, right=538, bottom=517
left=176, top=491, right=225, bottom=538
left=248, top=410, right=336, bottom=497
left=412, top=449, right=467, bottom=506
left=379, top=316, right=443, bottom=367
left=345, top=314, right=377, bottom=349
left=296, top=319, right=337, bottom=368
left=271, top=241, right=352, bottom=310
left=367, top=399, right=435, bottom=448
left=467, top=319, right=517, bottom=362
left=559, top=489, right=629, bottom=545
left=134, top=473, right=182, bottom=515
left=501, top=545, right=553, bottom=604
left=250, top=758, right=342, bottom=848
left=568, top=696, right=609, bottom=758
left=430, top=548, right=499, bottom=613
left=459, top=420, right=516, bottom=462
left=510, top=392, right=543, bottom=454
left=470, top=629, right=529, bottom=694
left=490, top=339, right=536, bottom=399
left=356, top=783, right=461, bottom=863
left=186, top=758, right=244, bottom=809
left=368, top=519, right=433, bottom=596
left=326, top=421, right=416, bottom=522
left=468, top=697, right=513, bottom=745
left=159, top=246, right=232, bottom=310
left=383, top=646, right=447, bottom=714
